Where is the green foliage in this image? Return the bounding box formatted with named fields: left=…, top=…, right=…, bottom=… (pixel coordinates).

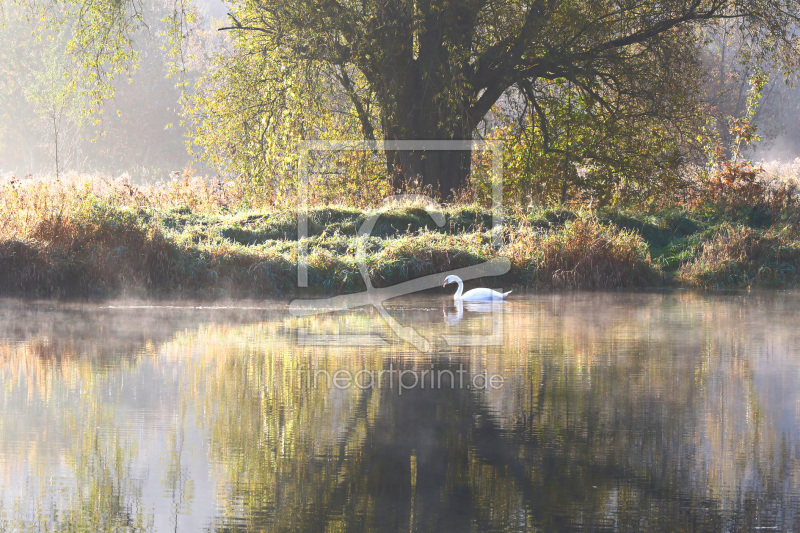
left=187, top=18, right=386, bottom=204
left=3, top=0, right=800, bottom=233
left=689, top=74, right=797, bottom=223
left=490, top=75, right=700, bottom=206
left=183, top=0, right=800, bottom=201
left=6, top=0, right=800, bottom=205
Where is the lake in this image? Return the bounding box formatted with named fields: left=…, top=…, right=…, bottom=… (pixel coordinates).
left=0, top=291, right=799, bottom=531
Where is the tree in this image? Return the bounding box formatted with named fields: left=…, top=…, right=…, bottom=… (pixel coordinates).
left=214, top=0, right=800, bottom=200
left=188, top=15, right=390, bottom=205
left=12, top=0, right=800, bottom=200
left=0, top=4, right=90, bottom=175
left=486, top=77, right=700, bottom=206
left=26, top=34, right=90, bottom=178
left=0, top=0, right=207, bottom=177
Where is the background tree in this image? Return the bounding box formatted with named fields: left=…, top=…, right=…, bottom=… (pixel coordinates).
left=0, top=0, right=209, bottom=179
left=212, top=0, right=800, bottom=200
left=0, top=4, right=89, bottom=174
left=25, top=32, right=90, bottom=178
left=700, top=20, right=800, bottom=161
left=6, top=0, right=800, bottom=202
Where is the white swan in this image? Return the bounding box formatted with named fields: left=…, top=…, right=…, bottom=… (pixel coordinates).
left=443, top=275, right=511, bottom=302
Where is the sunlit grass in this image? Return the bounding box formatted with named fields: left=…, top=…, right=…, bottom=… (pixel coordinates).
left=1, top=172, right=799, bottom=296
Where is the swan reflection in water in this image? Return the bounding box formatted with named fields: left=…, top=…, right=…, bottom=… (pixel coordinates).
left=443, top=298, right=508, bottom=325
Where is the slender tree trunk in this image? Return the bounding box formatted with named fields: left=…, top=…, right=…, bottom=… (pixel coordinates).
left=52, top=112, right=60, bottom=179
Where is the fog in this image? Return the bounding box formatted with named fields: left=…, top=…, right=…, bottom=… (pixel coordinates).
left=0, top=0, right=228, bottom=181
left=1, top=2, right=799, bottom=182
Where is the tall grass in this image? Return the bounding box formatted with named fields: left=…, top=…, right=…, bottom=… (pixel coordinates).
left=677, top=224, right=800, bottom=287
left=1, top=170, right=799, bottom=297
left=504, top=214, right=658, bottom=288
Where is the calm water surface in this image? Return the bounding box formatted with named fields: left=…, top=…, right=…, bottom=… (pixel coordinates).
left=1, top=292, right=799, bottom=531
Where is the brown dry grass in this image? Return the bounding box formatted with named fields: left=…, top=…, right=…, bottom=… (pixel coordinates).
left=504, top=215, right=659, bottom=288
left=8, top=170, right=800, bottom=296
left=677, top=224, right=800, bottom=288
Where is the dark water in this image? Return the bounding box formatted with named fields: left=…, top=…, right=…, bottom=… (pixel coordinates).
left=1, top=292, right=799, bottom=531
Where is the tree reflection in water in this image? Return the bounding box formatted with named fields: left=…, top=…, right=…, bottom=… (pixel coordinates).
left=0, top=292, right=799, bottom=531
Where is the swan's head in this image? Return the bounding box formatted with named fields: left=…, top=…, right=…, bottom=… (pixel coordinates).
left=442, top=275, right=460, bottom=287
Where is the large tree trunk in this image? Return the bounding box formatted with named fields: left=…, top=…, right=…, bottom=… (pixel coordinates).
left=386, top=146, right=472, bottom=201
left=344, top=0, right=481, bottom=203
left=381, top=89, right=475, bottom=202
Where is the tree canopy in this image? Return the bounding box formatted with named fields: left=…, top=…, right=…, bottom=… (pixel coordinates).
left=8, top=0, right=800, bottom=202
left=209, top=0, right=800, bottom=200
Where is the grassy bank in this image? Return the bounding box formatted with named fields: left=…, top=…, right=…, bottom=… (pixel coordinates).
left=1, top=174, right=799, bottom=297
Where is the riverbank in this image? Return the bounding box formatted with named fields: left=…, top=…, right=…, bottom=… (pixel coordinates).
left=1, top=175, right=799, bottom=297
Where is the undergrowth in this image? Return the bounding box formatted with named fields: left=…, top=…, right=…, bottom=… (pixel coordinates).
left=1, top=173, right=799, bottom=297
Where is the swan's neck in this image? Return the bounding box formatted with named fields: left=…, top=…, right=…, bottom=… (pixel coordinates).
left=454, top=279, right=464, bottom=300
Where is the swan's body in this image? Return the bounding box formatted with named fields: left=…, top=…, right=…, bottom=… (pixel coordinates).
left=443, top=275, right=511, bottom=302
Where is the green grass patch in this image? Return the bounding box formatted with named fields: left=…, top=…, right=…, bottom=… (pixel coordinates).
left=2, top=178, right=799, bottom=297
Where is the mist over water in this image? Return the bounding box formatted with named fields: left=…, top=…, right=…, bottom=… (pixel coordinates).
left=0, top=292, right=799, bottom=530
